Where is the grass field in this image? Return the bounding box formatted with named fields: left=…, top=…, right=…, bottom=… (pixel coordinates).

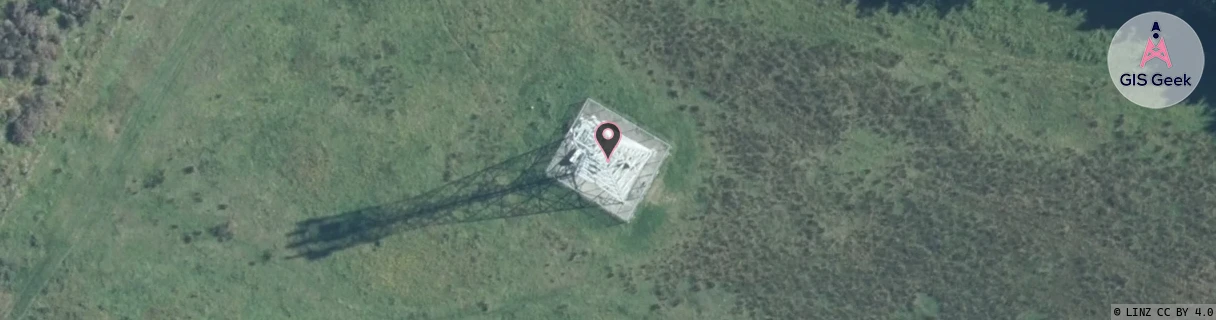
left=0, top=0, right=1213, bottom=319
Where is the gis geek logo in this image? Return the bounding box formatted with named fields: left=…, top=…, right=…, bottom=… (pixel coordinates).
left=1107, top=12, right=1205, bottom=109
left=1139, top=22, right=1171, bottom=68
left=1121, top=22, right=1192, bottom=86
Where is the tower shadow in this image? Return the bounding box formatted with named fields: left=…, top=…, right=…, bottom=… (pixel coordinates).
left=285, top=139, right=609, bottom=261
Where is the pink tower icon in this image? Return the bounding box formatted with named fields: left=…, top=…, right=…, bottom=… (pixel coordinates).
left=1140, top=22, right=1172, bottom=68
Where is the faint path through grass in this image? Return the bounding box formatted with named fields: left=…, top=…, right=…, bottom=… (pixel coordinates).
left=434, top=0, right=485, bottom=76
left=5, top=1, right=235, bottom=318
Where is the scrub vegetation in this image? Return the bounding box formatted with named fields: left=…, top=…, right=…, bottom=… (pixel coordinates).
left=0, top=0, right=1212, bottom=319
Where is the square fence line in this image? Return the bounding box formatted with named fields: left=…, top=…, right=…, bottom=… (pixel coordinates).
left=544, top=99, right=673, bottom=222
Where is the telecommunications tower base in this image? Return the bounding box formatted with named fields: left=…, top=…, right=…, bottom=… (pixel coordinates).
left=545, top=99, right=672, bottom=222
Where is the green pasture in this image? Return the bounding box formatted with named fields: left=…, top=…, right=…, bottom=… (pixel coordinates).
left=0, top=0, right=1212, bottom=319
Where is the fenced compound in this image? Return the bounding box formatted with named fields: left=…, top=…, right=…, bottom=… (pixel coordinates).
left=545, top=99, right=673, bottom=222
left=287, top=98, right=672, bottom=259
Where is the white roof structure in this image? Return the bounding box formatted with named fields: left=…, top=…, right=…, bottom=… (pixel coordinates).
left=545, top=99, right=672, bottom=222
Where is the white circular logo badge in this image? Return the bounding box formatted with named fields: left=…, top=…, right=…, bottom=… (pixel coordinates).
left=1107, top=11, right=1205, bottom=109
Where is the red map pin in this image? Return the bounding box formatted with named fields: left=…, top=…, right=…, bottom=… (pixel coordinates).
left=595, top=122, right=621, bottom=163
